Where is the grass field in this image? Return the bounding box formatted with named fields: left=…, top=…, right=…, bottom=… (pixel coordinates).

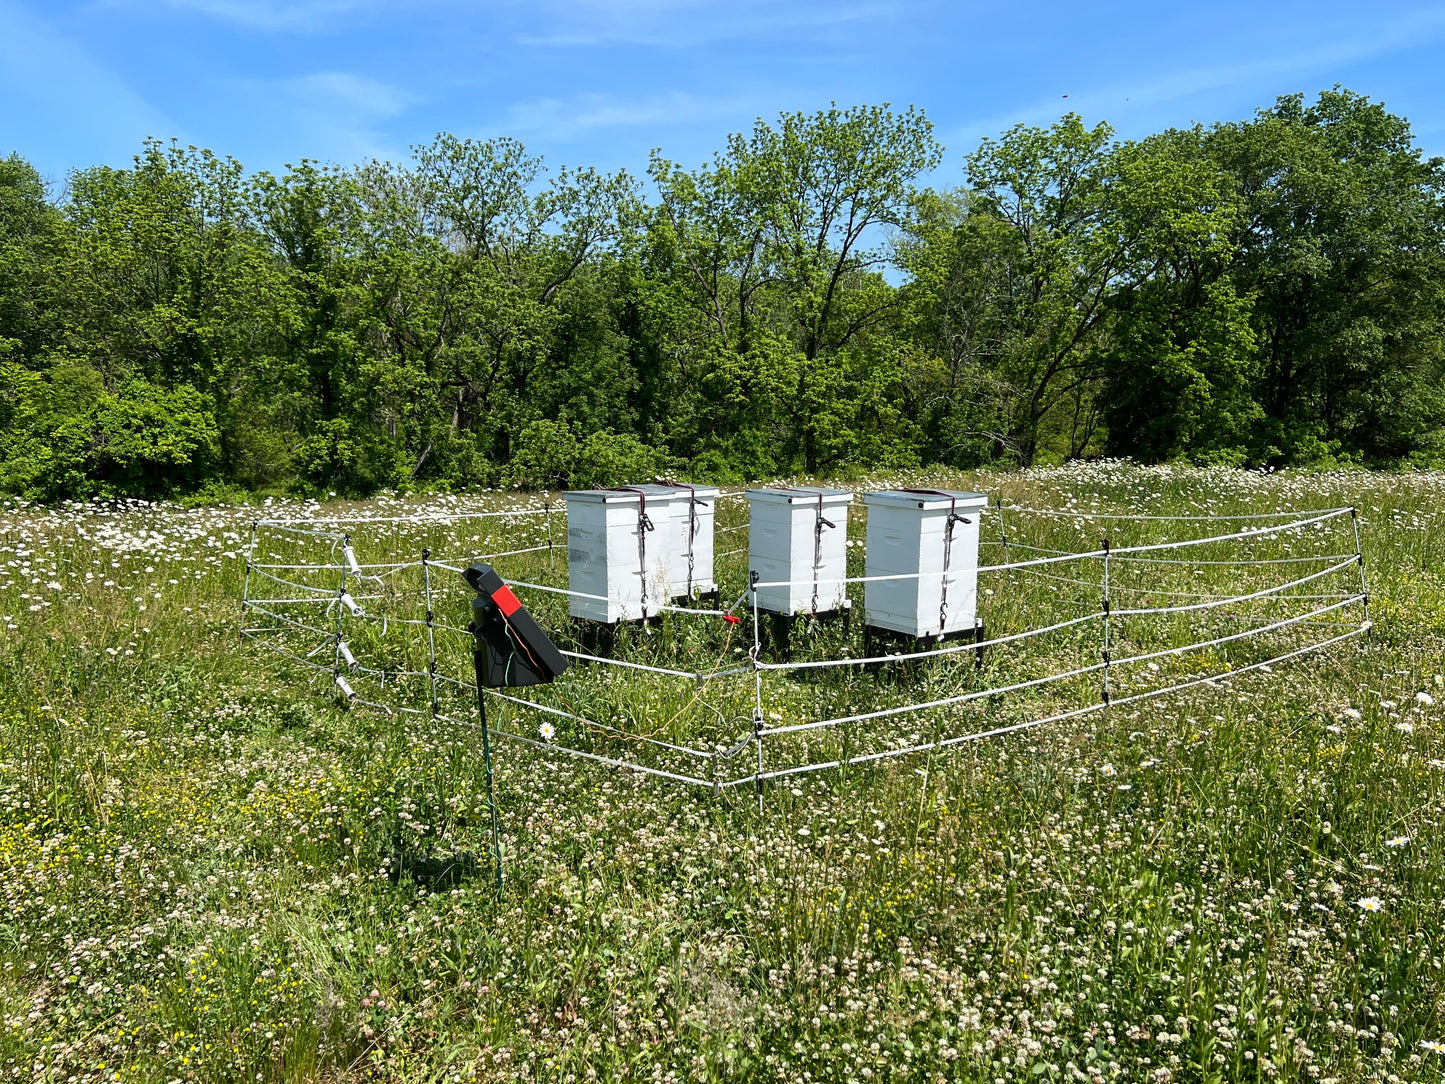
left=1, top=463, right=1443, bottom=1083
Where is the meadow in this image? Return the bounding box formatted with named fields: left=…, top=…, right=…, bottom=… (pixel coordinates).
left=1, top=462, right=1443, bottom=1083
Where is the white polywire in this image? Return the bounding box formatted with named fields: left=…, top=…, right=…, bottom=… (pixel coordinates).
left=556, top=650, right=699, bottom=680
left=254, top=522, right=346, bottom=541
left=1109, top=556, right=1359, bottom=617
left=759, top=557, right=1356, bottom=673
left=982, top=509, right=1355, bottom=575
left=247, top=567, right=343, bottom=595
left=342, top=610, right=472, bottom=637
left=726, top=623, right=1370, bottom=786
left=428, top=545, right=553, bottom=570
left=744, top=508, right=1350, bottom=590
left=1000, top=541, right=1076, bottom=557
left=1003, top=505, right=1353, bottom=522
left=483, top=692, right=725, bottom=761
left=760, top=594, right=1363, bottom=736
left=1104, top=508, right=1352, bottom=557
left=247, top=497, right=1368, bottom=793
left=758, top=611, right=1100, bottom=672
left=1111, top=595, right=1361, bottom=670
left=460, top=718, right=715, bottom=788
left=242, top=630, right=337, bottom=673
left=504, top=579, right=611, bottom=604
left=760, top=658, right=1105, bottom=735
left=244, top=603, right=337, bottom=640
left=249, top=561, right=414, bottom=572
left=550, top=648, right=751, bottom=683
left=256, top=508, right=549, bottom=527
left=247, top=594, right=390, bottom=606
left=1106, top=553, right=1358, bottom=568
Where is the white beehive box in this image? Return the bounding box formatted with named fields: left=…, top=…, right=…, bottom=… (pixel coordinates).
left=863, top=489, right=989, bottom=638
left=657, top=483, right=722, bottom=599
left=746, top=487, right=854, bottom=615
left=564, top=487, right=683, bottom=622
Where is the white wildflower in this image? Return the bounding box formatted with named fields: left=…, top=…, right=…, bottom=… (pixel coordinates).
left=1356, top=896, right=1384, bottom=913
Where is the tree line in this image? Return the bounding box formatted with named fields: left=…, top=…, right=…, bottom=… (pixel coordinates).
left=1, top=87, right=1442, bottom=499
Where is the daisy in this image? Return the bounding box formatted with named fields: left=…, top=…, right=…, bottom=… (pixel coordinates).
left=539, top=722, right=555, bottom=741
left=1356, top=896, right=1384, bottom=913
left=1417, top=691, right=1435, bottom=707
left=1386, top=835, right=1409, bottom=848
left=1422, top=1040, right=1445, bottom=1054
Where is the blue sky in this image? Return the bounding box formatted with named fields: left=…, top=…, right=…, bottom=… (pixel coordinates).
left=4, top=0, right=1444, bottom=192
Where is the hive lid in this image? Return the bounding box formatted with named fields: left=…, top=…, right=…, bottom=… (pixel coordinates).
left=562, top=485, right=688, bottom=504
left=744, top=486, right=854, bottom=506
left=863, top=489, right=990, bottom=510
left=655, top=482, right=723, bottom=499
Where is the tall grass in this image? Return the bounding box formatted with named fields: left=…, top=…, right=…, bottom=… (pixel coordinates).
left=0, top=465, right=1443, bottom=1082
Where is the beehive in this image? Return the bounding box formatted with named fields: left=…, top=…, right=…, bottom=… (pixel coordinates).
left=657, top=483, right=723, bottom=600
left=564, top=486, right=683, bottom=622
left=746, top=487, right=854, bottom=616
left=862, top=489, right=989, bottom=638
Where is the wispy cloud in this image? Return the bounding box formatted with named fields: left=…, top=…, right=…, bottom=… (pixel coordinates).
left=948, top=6, right=1445, bottom=147
left=0, top=0, right=179, bottom=173
left=487, top=90, right=759, bottom=144
left=515, top=0, right=888, bottom=49
left=287, top=71, right=415, bottom=119
left=90, top=0, right=404, bottom=33
left=224, top=70, right=417, bottom=163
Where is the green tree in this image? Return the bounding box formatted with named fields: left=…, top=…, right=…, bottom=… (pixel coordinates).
left=649, top=103, right=941, bottom=474
left=1204, top=89, right=1445, bottom=463
left=903, top=115, right=1125, bottom=466
left=1099, top=129, right=1261, bottom=463
left=0, top=154, right=64, bottom=364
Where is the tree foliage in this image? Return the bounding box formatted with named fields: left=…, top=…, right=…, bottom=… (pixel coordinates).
left=0, top=90, right=1442, bottom=499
